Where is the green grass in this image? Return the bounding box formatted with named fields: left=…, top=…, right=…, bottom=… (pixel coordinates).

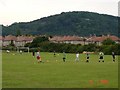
left=2, top=52, right=119, bottom=88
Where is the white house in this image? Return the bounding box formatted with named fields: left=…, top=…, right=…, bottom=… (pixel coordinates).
left=16, top=36, right=33, bottom=47
left=49, top=36, right=85, bottom=45
left=2, top=35, right=34, bottom=47
left=3, top=35, right=17, bottom=46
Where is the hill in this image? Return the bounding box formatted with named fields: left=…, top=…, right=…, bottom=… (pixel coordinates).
left=2, top=11, right=119, bottom=37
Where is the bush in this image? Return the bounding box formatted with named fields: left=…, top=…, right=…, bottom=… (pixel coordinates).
left=102, top=38, right=115, bottom=45
left=2, top=46, right=17, bottom=51
left=98, top=44, right=120, bottom=55
left=24, top=37, right=120, bottom=55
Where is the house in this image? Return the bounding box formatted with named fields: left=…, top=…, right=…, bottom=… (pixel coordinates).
left=2, top=34, right=119, bottom=47
left=49, top=36, right=85, bottom=45
left=0, top=36, right=4, bottom=47
left=3, top=35, right=17, bottom=46
left=49, top=35, right=120, bottom=45
left=87, top=35, right=120, bottom=45
left=107, top=35, right=120, bottom=43
left=2, top=35, right=34, bottom=47
left=16, top=36, right=33, bottom=47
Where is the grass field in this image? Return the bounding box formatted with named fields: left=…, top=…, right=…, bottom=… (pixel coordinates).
left=2, top=51, right=119, bottom=88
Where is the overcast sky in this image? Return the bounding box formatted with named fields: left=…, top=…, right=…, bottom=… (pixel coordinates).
left=0, top=0, right=119, bottom=26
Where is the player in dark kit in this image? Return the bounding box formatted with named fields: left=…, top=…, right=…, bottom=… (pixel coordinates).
left=86, top=52, right=90, bottom=62
left=63, top=51, right=66, bottom=62
left=53, top=51, right=56, bottom=57
left=32, top=51, right=35, bottom=57
left=99, top=52, right=104, bottom=62
left=112, top=52, right=115, bottom=62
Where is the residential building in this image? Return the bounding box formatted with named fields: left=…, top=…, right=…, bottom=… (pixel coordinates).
left=87, top=35, right=120, bottom=45
left=49, top=36, right=85, bottom=45
left=3, top=35, right=17, bottom=46
left=2, top=35, right=34, bottom=47
left=49, top=35, right=120, bottom=45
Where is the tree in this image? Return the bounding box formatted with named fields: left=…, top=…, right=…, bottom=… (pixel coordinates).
left=30, top=36, right=49, bottom=47
left=16, top=30, right=21, bottom=36
left=9, top=40, right=15, bottom=46
left=102, top=38, right=115, bottom=45
left=83, top=38, right=86, bottom=45
left=32, top=36, right=48, bottom=43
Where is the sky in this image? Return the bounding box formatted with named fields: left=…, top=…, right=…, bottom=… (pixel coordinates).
left=0, top=0, right=119, bottom=26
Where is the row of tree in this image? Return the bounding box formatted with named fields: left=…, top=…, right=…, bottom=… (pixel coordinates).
left=24, top=36, right=120, bottom=55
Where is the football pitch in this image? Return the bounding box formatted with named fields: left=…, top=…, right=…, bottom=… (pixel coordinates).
left=2, top=52, right=119, bottom=88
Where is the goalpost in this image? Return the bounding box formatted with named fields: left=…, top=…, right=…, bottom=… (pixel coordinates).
left=16, top=47, right=30, bottom=53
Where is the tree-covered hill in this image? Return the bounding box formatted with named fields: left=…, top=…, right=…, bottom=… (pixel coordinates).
left=2, top=11, right=119, bottom=37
